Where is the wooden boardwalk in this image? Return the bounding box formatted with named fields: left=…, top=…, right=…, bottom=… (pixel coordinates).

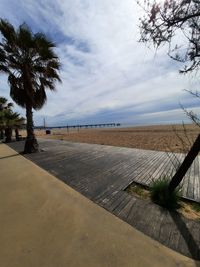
left=8, top=139, right=200, bottom=260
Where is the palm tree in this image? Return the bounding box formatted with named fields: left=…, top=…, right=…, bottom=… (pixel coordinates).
left=0, top=96, right=13, bottom=139
left=0, top=97, right=13, bottom=110
left=0, top=19, right=61, bottom=153
left=0, top=96, right=25, bottom=142
left=4, top=110, right=23, bottom=142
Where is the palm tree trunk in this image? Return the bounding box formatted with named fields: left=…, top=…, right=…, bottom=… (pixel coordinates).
left=15, top=128, right=19, bottom=141
left=24, top=103, right=39, bottom=153
left=168, top=134, right=200, bottom=192
left=5, top=127, right=12, bottom=142
left=0, top=129, right=4, bottom=139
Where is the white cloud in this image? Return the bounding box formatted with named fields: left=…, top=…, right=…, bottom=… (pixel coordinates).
left=136, top=107, right=200, bottom=125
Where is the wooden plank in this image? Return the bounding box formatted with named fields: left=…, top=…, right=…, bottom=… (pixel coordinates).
left=137, top=152, right=165, bottom=185
left=153, top=154, right=173, bottom=180
left=187, top=158, right=195, bottom=200
left=158, top=212, right=175, bottom=247
left=104, top=191, right=125, bottom=211
left=97, top=191, right=123, bottom=211
left=127, top=150, right=161, bottom=185
left=142, top=152, right=167, bottom=185
left=148, top=153, right=169, bottom=180
left=117, top=196, right=137, bottom=220
left=112, top=193, right=133, bottom=214
left=109, top=150, right=153, bottom=188
left=174, top=218, right=200, bottom=260
left=135, top=204, right=165, bottom=241
left=193, top=157, right=200, bottom=202
left=121, top=149, right=156, bottom=178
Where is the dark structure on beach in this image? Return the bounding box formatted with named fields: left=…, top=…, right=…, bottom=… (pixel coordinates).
left=35, top=123, right=121, bottom=130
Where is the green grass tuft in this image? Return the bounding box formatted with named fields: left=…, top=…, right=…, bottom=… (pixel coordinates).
left=150, top=177, right=181, bottom=210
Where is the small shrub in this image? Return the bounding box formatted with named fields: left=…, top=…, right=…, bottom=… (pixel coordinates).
left=150, top=178, right=181, bottom=210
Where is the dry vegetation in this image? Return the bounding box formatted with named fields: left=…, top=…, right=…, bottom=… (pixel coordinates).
left=23, top=123, right=200, bottom=153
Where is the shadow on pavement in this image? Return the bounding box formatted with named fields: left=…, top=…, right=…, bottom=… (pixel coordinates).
left=170, top=210, right=200, bottom=263
left=0, top=153, right=20, bottom=160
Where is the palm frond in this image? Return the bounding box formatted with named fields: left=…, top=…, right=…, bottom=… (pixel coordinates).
left=17, top=23, right=34, bottom=50
left=0, top=97, right=7, bottom=105
left=0, top=19, right=16, bottom=44
left=33, top=85, right=47, bottom=110
left=0, top=64, right=9, bottom=73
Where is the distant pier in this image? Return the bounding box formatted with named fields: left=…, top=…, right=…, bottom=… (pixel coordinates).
left=35, top=123, right=121, bottom=130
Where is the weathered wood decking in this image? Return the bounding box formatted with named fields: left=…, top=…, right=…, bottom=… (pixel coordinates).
left=8, top=139, right=200, bottom=260
left=10, top=138, right=200, bottom=202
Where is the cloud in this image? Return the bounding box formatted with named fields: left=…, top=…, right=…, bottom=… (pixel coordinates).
left=0, top=0, right=199, bottom=126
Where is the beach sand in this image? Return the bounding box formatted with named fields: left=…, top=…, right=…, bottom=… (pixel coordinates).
left=22, top=124, right=200, bottom=153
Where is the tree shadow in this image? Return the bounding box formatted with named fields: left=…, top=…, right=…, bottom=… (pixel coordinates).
left=0, top=153, right=22, bottom=160
left=169, top=210, right=200, bottom=263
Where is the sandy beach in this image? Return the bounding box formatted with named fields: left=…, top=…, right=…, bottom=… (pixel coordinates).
left=22, top=124, right=200, bottom=153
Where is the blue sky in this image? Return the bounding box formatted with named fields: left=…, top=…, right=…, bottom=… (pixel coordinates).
left=0, top=0, right=199, bottom=126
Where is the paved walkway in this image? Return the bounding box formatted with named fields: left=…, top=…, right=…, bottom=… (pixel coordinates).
left=9, top=139, right=200, bottom=260
left=1, top=143, right=199, bottom=267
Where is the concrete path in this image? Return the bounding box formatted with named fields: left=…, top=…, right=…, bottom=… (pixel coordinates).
left=7, top=139, right=200, bottom=260
left=0, top=143, right=200, bottom=267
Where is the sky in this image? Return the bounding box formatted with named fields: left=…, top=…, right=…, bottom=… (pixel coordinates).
left=0, top=0, right=199, bottom=127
